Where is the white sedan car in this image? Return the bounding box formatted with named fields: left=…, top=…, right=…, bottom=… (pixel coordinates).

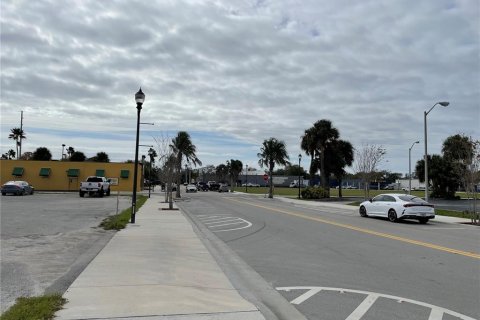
left=185, top=184, right=197, bottom=193
left=359, top=194, right=435, bottom=224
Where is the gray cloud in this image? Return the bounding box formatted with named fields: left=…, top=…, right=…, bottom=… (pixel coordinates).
left=1, top=0, right=478, bottom=173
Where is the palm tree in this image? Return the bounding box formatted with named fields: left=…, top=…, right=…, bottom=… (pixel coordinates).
left=67, top=147, right=75, bottom=159
left=8, top=128, right=26, bottom=159
left=170, top=131, right=202, bottom=198
left=312, top=120, right=339, bottom=189
left=257, top=138, right=290, bottom=198
left=301, top=127, right=316, bottom=178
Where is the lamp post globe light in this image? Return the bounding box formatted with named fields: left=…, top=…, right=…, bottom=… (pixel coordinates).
left=298, top=154, right=302, bottom=199
left=131, top=88, right=145, bottom=224
left=409, top=141, right=419, bottom=195
left=424, top=101, right=449, bottom=202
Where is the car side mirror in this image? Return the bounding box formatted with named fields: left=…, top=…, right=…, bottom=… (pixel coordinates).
left=369, top=198, right=373, bottom=203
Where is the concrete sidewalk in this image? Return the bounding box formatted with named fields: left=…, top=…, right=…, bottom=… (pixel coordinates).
left=56, top=194, right=265, bottom=320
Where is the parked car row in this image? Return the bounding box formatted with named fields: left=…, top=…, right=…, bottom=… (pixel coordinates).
left=1, top=180, right=35, bottom=196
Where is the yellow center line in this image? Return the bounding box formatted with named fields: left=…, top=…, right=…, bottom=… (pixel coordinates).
left=228, top=198, right=480, bottom=260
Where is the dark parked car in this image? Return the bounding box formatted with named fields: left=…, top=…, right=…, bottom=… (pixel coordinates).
left=197, top=182, right=209, bottom=191
left=1, top=180, right=35, bottom=196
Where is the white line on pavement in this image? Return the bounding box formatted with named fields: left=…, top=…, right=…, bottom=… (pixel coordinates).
left=345, top=294, right=379, bottom=320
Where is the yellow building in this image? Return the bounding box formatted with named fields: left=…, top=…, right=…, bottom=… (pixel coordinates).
left=0, top=160, right=142, bottom=192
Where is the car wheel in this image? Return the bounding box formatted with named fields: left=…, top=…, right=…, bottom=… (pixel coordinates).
left=1, top=193, right=6, bottom=196
left=359, top=206, right=368, bottom=217
left=30, top=190, right=34, bottom=195
left=388, top=209, right=397, bottom=222
left=98, top=189, right=104, bottom=197
left=79, top=191, right=85, bottom=197
left=106, top=189, right=110, bottom=196
left=418, top=217, right=429, bottom=224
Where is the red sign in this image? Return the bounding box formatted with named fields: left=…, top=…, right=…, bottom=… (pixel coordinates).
left=263, top=174, right=268, bottom=181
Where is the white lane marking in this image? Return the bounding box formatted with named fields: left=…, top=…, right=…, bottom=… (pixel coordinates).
left=276, top=287, right=477, bottom=320
left=204, top=218, right=242, bottom=225
left=214, top=219, right=252, bottom=232
left=197, top=215, right=253, bottom=232
left=209, top=221, right=246, bottom=228
left=345, top=294, right=379, bottom=320
left=428, top=307, right=444, bottom=320
left=290, top=287, right=322, bottom=304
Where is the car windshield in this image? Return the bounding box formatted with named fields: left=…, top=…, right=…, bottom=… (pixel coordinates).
left=398, top=195, right=426, bottom=203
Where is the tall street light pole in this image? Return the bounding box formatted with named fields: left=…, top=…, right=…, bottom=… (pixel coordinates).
left=424, top=101, right=449, bottom=202
left=409, top=141, right=419, bottom=195
left=298, top=154, right=302, bottom=199
left=131, top=88, right=145, bottom=224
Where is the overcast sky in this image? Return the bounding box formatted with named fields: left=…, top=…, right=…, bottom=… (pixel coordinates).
left=1, top=0, right=479, bottom=175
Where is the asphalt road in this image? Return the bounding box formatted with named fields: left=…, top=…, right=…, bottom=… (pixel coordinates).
left=0, top=192, right=131, bottom=312
left=178, top=192, right=480, bottom=320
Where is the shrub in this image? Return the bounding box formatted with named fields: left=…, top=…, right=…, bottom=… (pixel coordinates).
left=301, top=186, right=329, bottom=199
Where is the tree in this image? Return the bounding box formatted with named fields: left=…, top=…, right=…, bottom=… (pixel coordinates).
left=92, top=152, right=110, bottom=162
left=215, top=164, right=229, bottom=182
left=1, top=149, right=16, bottom=159
left=170, top=131, right=202, bottom=198
left=32, top=147, right=52, bottom=161
left=8, top=128, right=26, bottom=159
left=70, top=151, right=86, bottom=162
left=301, top=127, right=316, bottom=178
left=227, top=159, right=243, bottom=191
left=353, top=144, right=386, bottom=199
left=324, top=139, right=354, bottom=198
left=416, top=155, right=459, bottom=199
left=257, top=138, right=290, bottom=198
left=415, top=134, right=478, bottom=202
left=67, top=147, right=75, bottom=159
left=20, top=152, right=33, bottom=160
left=310, top=120, right=340, bottom=189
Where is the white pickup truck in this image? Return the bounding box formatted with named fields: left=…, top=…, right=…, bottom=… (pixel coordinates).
left=79, top=176, right=111, bottom=197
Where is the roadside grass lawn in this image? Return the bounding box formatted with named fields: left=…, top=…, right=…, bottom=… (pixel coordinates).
left=232, top=187, right=475, bottom=219
left=0, top=294, right=66, bottom=320
left=1, top=196, right=150, bottom=318
left=100, top=195, right=148, bottom=230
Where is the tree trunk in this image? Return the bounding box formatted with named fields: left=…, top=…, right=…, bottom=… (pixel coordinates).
left=320, top=147, right=326, bottom=189
left=268, top=164, right=274, bottom=198
left=176, top=160, right=181, bottom=198
left=339, top=178, right=343, bottom=198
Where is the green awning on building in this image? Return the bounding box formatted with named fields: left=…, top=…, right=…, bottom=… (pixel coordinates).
left=120, top=170, right=129, bottom=178
left=39, top=168, right=51, bottom=177
left=95, top=169, right=105, bottom=177
left=12, top=167, right=24, bottom=176
left=67, top=169, right=80, bottom=177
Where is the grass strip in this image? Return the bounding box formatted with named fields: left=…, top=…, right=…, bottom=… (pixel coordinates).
left=0, top=294, right=66, bottom=320
left=435, top=208, right=474, bottom=219
left=99, top=195, right=148, bottom=230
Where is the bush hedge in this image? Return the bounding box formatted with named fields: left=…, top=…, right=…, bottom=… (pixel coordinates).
left=301, top=186, right=329, bottom=199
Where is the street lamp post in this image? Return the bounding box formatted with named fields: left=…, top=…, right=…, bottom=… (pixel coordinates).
left=131, top=88, right=145, bottom=224
left=409, top=141, right=419, bottom=195
left=61, top=144, right=65, bottom=160
left=185, top=164, right=188, bottom=184
left=298, top=154, right=302, bottom=199
left=245, top=164, right=248, bottom=193
left=424, top=101, right=449, bottom=202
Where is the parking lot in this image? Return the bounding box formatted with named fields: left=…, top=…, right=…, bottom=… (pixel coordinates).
left=0, top=192, right=131, bottom=312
